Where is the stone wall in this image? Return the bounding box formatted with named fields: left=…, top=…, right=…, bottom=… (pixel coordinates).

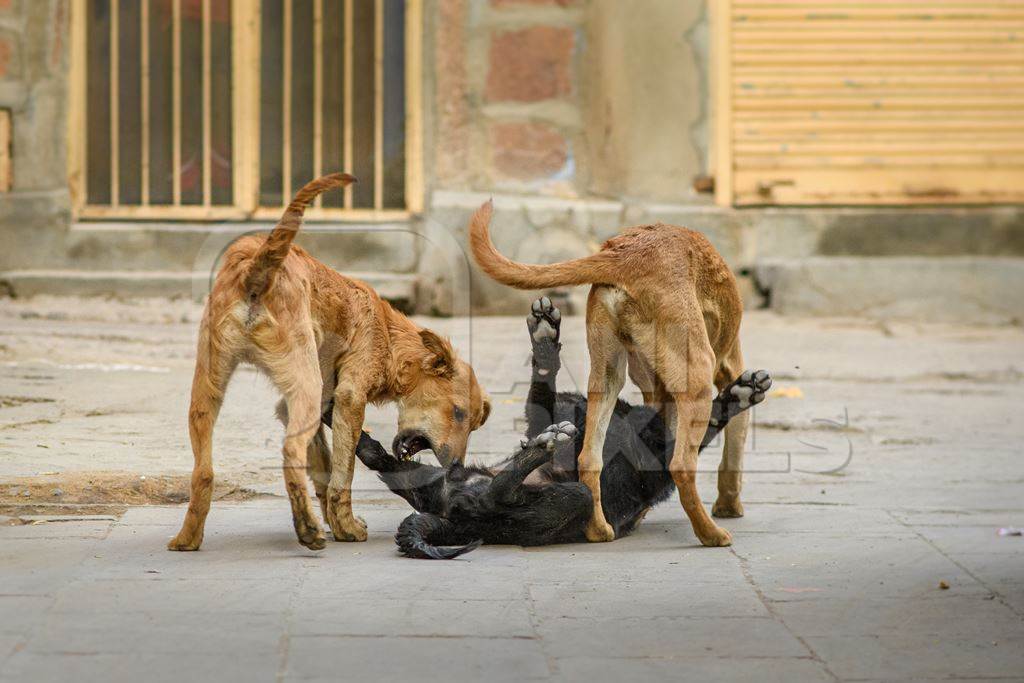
left=1, top=0, right=1021, bottom=324
left=421, top=0, right=716, bottom=315
left=428, top=0, right=709, bottom=199
left=0, top=0, right=71, bottom=274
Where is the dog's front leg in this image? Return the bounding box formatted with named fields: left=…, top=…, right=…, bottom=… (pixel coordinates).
left=326, top=382, right=369, bottom=541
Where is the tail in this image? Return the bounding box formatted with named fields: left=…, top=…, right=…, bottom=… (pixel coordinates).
left=243, top=172, right=356, bottom=299
left=468, top=200, right=621, bottom=290
left=395, top=513, right=482, bottom=560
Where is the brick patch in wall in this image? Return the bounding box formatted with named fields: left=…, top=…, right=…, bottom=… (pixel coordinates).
left=486, top=26, right=574, bottom=103
left=490, top=121, right=568, bottom=180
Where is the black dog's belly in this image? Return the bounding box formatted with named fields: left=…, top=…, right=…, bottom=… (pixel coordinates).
left=468, top=483, right=593, bottom=547
left=548, top=392, right=676, bottom=537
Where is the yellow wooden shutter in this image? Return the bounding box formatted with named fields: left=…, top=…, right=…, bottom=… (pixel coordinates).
left=715, top=0, right=1024, bottom=206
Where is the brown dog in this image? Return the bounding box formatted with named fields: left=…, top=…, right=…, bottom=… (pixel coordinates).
left=469, top=201, right=745, bottom=547
left=168, top=174, right=490, bottom=551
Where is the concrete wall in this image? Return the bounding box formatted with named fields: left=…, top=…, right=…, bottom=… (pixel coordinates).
left=583, top=0, right=709, bottom=201
left=427, top=0, right=710, bottom=201
left=1, top=0, right=1022, bottom=324
left=421, top=0, right=719, bottom=315
left=417, top=0, right=1024, bottom=322
left=0, top=0, right=71, bottom=274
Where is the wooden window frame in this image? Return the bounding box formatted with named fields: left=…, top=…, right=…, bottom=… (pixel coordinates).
left=67, top=0, right=423, bottom=222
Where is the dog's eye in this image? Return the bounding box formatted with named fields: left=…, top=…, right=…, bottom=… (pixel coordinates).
left=453, top=406, right=466, bottom=423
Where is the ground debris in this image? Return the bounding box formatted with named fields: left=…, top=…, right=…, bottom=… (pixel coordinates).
left=769, top=385, right=804, bottom=399
left=0, top=471, right=267, bottom=513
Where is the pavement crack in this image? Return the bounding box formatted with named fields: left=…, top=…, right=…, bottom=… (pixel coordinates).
left=275, top=572, right=306, bottom=682
left=731, top=547, right=842, bottom=682
left=524, top=581, right=559, bottom=679
left=883, top=509, right=1024, bottom=620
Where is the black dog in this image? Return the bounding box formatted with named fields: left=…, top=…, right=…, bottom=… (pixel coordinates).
left=352, top=298, right=771, bottom=558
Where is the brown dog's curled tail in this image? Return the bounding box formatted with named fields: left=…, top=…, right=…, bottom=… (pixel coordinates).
left=243, top=172, right=356, bottom=299
left=468, top=199, right=621, bottom=290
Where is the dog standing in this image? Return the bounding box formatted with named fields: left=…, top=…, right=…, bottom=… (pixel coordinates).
left=168, top=174, right=490, bottom=551
left=470, top=201, right=746, bottom=547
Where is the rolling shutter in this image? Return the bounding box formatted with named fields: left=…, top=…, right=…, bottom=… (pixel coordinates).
left=716, top=0, right=1024, bottom=205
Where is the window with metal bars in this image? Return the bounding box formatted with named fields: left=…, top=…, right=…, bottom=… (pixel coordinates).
left=69, top=0, right=421, bottom=221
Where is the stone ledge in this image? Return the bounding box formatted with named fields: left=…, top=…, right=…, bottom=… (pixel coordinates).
left=755, top=257, right=1024, bottom=324
left=61, top=221, right=421, bottom=274
left=0, top=270, right=419, bottom=307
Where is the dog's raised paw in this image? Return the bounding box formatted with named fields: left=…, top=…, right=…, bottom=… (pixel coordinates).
left=527, top=421, right=577, bottom=450
left=730, top=369, right=772, bottom=410
left=527, top=296, right=561, bottom=344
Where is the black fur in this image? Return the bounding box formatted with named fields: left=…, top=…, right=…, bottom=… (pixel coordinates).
left=351, top=298, right=771, bottom=558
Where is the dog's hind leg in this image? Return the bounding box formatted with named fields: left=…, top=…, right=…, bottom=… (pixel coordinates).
left=277, top=399, right=333, bottom=524
left=646, top=318, right=731, bottom=547
left=169, top=322, right=237, bottom=551
left=260, top=334, right=328, bottom=550
left=712, top=343, right=750, bottom=519
left=578, top=287, right=626, bottom=542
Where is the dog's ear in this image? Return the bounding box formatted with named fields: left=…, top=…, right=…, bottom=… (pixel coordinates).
left=419, top=330, right=456, bottom=379
left=478, top=396, right=492, bottom=428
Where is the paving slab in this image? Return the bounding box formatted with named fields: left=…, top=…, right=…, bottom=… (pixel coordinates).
left=1, top=301, right=1023, bottom=681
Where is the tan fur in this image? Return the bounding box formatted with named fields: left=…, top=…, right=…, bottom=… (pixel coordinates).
left=469, top=200, right=746, bottom=547
left=169, top=175, right=490, bottom=551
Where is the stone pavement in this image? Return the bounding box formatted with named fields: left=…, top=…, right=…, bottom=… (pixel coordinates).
left=1, top=297, right=1023, bottom=682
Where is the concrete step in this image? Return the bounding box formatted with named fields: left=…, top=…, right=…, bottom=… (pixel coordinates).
left=754, top=256, right=1024, bottom=324
left=48, top=222, right=421, bottom=274
left=0, top=269, right=418, bottom=308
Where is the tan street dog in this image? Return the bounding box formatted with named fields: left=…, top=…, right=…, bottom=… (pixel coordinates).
left=169, top=174, right=490, bottom=551
left=469, top=201, right=745, bottom=547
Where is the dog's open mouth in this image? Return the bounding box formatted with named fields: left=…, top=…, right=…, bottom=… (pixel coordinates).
left=396, top=434, right=434, bottom=460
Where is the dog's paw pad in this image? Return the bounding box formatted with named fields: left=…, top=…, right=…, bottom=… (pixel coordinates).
left=729, top=383, right=755, bottom=409
left=729, top=369, right=772, bottom=409
left=530, top=421, right=577, bottom=449
left=752, top=369, right=772, bottom=393
left=527, top=296, right=561, bottom=344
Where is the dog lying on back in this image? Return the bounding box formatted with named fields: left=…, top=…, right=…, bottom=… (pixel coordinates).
left=349, top=298, right=771, bottom=558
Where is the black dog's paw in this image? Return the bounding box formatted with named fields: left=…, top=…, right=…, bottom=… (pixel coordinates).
left=731, top=369, right=772, bottom=410
left=709, top=370, right=772, bottom=428
left=521, top=421, right=576, bottom=450
left=528, top=296, right=561, bottom=345
left=355, top=431, right=396, bottom=470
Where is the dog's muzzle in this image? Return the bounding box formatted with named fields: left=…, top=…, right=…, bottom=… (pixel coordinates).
left=394, top=430, right=432, bottom=458
left=393, top=430, right=456, bottom=467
